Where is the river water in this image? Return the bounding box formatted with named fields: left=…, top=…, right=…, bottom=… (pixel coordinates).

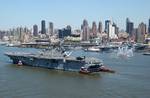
left=0, top=45, right=150, bottom=98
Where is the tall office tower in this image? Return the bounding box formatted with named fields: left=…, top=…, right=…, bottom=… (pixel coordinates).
left=133, top=28, right=138, bottom=42
left=105, top=20, right=117, bottom=39
left=137, top=22, right=146, bottom=43
left=49, top=22, right=54, bottom=36
left=98, top=21, right=102, bottom=33
left=126, top=18, right=134, bottom=36
left=105, top=20, right=110, bottom=34
left=126, top=18, right=130, bottom=32
left=112, top=23, right=119, bottom=34
left=33, top=24, right=38, bottom=36
left=18, top=27, right=24, bottom=42
left=41, top=20, right=46, bottom=34
left=91, top=21, right=97, bottom=38
left=81, top=19, right=90, bottom=41
left=148, top=19, right=150, bottom=34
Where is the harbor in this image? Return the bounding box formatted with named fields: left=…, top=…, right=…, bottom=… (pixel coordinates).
left=0, top=45, right=150, bottom=98
left=1, top=0, right=150, bottom=97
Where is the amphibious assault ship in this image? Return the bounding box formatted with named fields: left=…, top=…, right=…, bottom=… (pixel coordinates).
left=5, top=47, right=107, bottom=73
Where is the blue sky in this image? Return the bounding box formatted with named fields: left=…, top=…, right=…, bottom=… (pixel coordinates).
left=0, top=0, right=150, bottom=30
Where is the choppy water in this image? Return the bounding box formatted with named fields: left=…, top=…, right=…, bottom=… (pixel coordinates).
left=0, top=45, right=150, bottom=98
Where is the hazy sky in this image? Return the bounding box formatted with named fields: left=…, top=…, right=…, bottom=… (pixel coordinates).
left=0, top=0, right=149, bottom=30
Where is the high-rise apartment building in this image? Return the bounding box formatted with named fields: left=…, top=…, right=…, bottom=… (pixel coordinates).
left=91, top=21, right=97, bottom=38
left=126, top=18, right=134, bottom=36
left=49, top=22, right=54, bottom=36
left=98, top=21, right=102, bottom=33
left=105, top=20, right=117, bottom=39
left=33, top=25, right=38, bottom=36
left=148, top=19, right=150, bottom=34
left=41, top=20, right=46, bottom=34
left=137, top=22, right=146, bottom=43
left=81, top=19, right=90, bottom=41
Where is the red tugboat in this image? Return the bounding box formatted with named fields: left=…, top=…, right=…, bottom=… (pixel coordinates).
left=79, top=60, right=115, bottom=74
left=79, top=58, right=103, bottom=74
left=99, top=65, right=115, bottom=73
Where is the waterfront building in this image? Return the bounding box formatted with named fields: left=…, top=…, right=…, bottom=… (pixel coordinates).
left=137, top=22, right=146, bottom=43
left=81, top=19, right=90, bottom=41
left=48, top=22, right=54, bottom=36
left=33, top=25, right=38, bottom=36
left=126, top=18, right=134, bottom=37
left=58, top=26, right=72, bottom=38
left=41, top=20, right=46, bottom=34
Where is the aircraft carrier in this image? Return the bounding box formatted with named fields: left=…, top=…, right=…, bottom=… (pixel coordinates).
left=5, top=47, right=103, bottom=72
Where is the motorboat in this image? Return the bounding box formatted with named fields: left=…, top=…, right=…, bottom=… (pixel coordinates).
left=84, top=46, right=101, bottom=52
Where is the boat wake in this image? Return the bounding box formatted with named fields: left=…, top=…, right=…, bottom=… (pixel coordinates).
left=110, top=45, right=134, bottom=59
left=117, top=46, right=134, bottom=58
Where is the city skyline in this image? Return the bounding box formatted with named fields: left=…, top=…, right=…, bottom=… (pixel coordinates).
left=0, top=0, right=150, bottom=30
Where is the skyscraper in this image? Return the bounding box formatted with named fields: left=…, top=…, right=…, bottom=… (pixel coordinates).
left=33, top=25, right=38, bottom=36
left=105, top=20, right=117, bottom=39
left=41, top=20, right=46, bottom=34
left=105, top=20, right=110, bottom=34
left=112, top=23, right=119, bottom=34
left=91, top=21, right=97, bottom=38
left=98, top=21, right=102, bottom=33
left=49, top=22, right=54, bottom=36
left=148, top=18, right=150, bottom=34
left=137, top=22, right=146, bottom=43
left=126, top=18, right=134, bottom=36
left=81, top=19, right=89, bottom=41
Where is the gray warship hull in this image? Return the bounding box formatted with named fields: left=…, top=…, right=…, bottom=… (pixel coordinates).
left=5, top=52, right=86, bottom=71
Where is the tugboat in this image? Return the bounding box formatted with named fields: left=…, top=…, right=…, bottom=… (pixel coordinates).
left=79, top=65, right=115, bottom=74
left=79, top=59, right=103, bottom=74
left=5, top=47, right=113, bottom=73
left=79, top=60, right=115, bottom=74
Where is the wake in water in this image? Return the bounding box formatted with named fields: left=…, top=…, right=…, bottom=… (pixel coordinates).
left=110, top=45, right=134, bottom=59
left=117, top=46, right=134, bottom=58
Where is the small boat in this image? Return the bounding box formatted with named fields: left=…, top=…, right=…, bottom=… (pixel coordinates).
left=143, top=52, right=150, bottom=56
left=79, top=64, right=115, bottom=74
left=79, top=61, right=103, bottom=74
left=84, top=47, right=101, bottom=52
left=79, top=67, right=92, bottom=74
left=17, top=60, right=23, bottom=66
